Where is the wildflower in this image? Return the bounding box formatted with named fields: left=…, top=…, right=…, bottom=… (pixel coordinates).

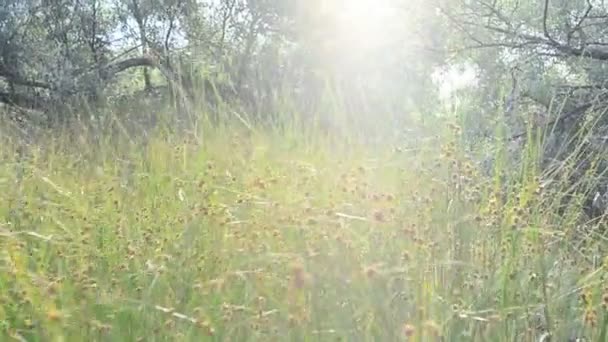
left=253, top=178, right=266, bottom=189
left=256, top=296, right=266, bottom=307
left=372, top=210, right=386, bottom=222
left=581, top=291, right=590, bottom=305
left=402, top=323, right=415, bottom=338
left=46, top=308, right=62, bottom=322
left=290, top=262, right=310, bottom=289
left=364, top=265, right=378, bottom=279
left=423, top=320, right=441, bottom=337
left=288, top=314, right=298, bottom=326
left=196, top=320, right=215, bottom=336
left=584, top=309, right=597, bottom=327
left=24, top=318, right=34, bottom=329
left=164, top=319, right=175, bottom=329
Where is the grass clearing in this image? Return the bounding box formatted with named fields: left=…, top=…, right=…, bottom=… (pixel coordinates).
left=1, top=108, right=607, bottom=341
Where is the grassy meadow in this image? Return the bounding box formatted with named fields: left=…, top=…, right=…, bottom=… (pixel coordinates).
left=1, top=106, right=607, bottom=342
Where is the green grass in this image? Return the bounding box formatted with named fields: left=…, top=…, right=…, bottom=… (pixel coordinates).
left=1, top=108, right=608, bottom=341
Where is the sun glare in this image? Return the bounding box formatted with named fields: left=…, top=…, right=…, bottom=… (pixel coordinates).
left=310, top=0, right=402, bottom=73
left=332, top=0, right=398, bottom=49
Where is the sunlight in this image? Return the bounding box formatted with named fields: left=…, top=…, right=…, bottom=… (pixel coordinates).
left=433, top=63, right=479, bottom=101
left=332, top=0, right=398, bottom=50
left=7, top=0, right=608, bottom=339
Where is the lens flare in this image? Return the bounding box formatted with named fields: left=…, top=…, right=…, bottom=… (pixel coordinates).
left=334, top=0, right=397, bottom=49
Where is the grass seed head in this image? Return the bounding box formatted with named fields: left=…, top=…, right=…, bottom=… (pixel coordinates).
left=46, top=308, right=62, bottom=322
left=290, top=262, right=310, bottom=289
left=402, top=323, right=415, bottom=338
left=423, top=320, right=441, bottom=337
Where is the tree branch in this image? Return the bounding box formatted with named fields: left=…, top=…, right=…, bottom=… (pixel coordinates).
left=1, top=55, right=165, bottom=112
left=465, top=21, right=608, bottom=61
left=99, top=56, right=159, bottom=80
left=542, top=0, right=557, bottom=44
left=568, top=0, right=593, bottom=44
left=0, top=63, right=53, bottom=90
left=0, top=92, right=47, bottom=110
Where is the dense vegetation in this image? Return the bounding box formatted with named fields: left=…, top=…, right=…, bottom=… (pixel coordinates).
left=3, top=0, right=608, bottom=341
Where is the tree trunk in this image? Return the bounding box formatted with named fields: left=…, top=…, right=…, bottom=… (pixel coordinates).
left=131, top=0, right=152, bottom=91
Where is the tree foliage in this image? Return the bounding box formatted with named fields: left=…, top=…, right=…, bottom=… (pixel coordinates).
left=0, top=0, right=442, bottom=129
left=438, top=0, right=608, bottom=218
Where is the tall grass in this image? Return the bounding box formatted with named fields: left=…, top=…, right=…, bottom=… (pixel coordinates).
left=0, top=100, right=607, bottom=341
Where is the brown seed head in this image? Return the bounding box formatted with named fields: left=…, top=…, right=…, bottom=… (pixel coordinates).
left=46, top=309, right=62, bottom=322
left=402, top=323, right=415, bottom=337
left=373, top=210, right=386, bottom=222
left=290, top=262, right=309, bottom=289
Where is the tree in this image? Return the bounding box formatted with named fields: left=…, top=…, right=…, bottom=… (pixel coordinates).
left=438, top=0, right=608, bottom=217
left=0, top=0, right=446, bottom=130
left=438, top=0, right=608, bottom=134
